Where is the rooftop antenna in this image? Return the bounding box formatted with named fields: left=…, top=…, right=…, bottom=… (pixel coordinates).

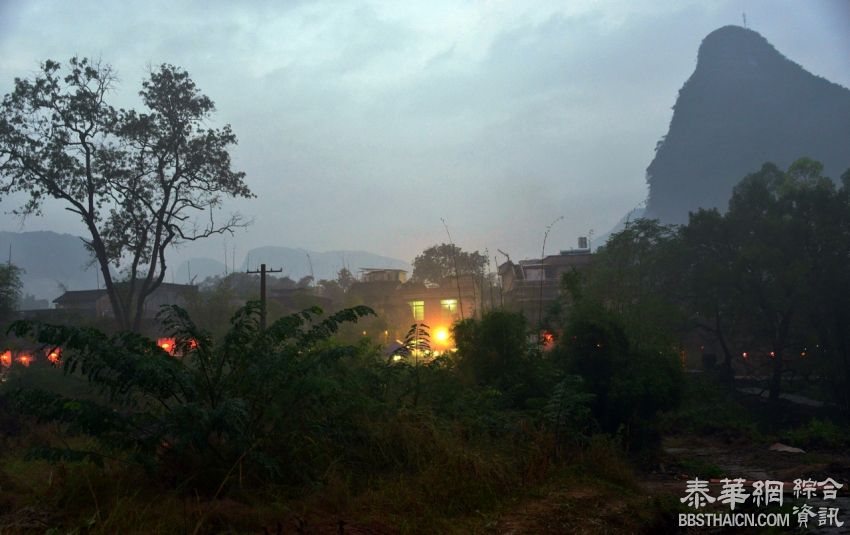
left=441, top=217, right=465, bottom=320
left=742, top=12, right=747, bottom=28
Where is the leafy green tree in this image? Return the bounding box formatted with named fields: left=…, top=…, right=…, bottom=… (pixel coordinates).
left=0, top=58, right=252, bottom=331
left=336, top=267, right=356, bottom=292
left=0, top=263, right=22, bottom=323
left=554, top=296, right=682, bottom=454
left=411, top=243, right=487, bottom=284
left=678, top=158, right=850, bottom=405
left=721, top=162, right=814, bottom=401
left=786, top=164, right=850, bottom=409
left=575, top=218, right=684, bottom=352
left=679, top=208, right=743, bottom=382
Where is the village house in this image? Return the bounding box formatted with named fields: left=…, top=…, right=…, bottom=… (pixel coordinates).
left=53, top=282, right=198, bottom=318
left=348, top=268, right=479, bottom=349
left=498, top=238, right=593, bottom=321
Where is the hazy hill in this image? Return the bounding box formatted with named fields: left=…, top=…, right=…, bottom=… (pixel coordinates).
left=173, top=258, right=227, bottom=284
left=645, top=25, right=850, bottom=223
left=0, top=231, right=410, bottom=300
left=237, top=247, right=411, bottom=282
left=172, top=248, right=411, bottom=284
left=0, top=231, right=100, bottom=303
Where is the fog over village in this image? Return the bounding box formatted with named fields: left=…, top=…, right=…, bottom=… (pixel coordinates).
left=1, top=1, right=849, bottom=275
left=0, top=1, right=849, bottom=533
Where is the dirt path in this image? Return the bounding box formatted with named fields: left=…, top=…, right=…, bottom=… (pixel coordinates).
left=488, top=484, right=661, bottom=534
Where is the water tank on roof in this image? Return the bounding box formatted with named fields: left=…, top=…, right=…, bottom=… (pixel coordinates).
left=578, top=236, right=589, bottom=250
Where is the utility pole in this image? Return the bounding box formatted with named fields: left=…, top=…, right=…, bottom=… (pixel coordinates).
left=246, top=263, right=283, bottom=330
left=538, top=216, right=563, bottom=337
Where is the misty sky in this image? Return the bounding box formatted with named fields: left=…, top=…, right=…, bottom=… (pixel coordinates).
left=1, top=0, right=848, bottom=268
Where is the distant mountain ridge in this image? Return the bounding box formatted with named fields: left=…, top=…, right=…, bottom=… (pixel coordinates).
left=0, top=230, right=100, bottom=303
left=236, top=246, right=411, bottom=283
left=0, top=231, right=410, bottom=302
left=644, top=25, right=850, bottom=223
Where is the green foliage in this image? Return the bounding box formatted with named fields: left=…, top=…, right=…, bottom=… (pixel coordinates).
left=392, top=323, right=433, bottom=362
left=0, top=57, right=252, bottom=331
left=544, top=375, right=596, bottom=448
left=578, top=219, right=684, bottom=352
left=0, top=263, right=22, bottom=324
left=7, top=302, right=375, bottom=491
left=554, top=299, right=682, bottom=455
left=681, top=159, right=850, bottom=406
left=583, top=158, right=850, bottom=412
left=661, top=375, right=762, bottom=441
left=411, top=243, right=487, bottom=283
left=786, top=419, right=850, bottom=450
left=453, top=310, right=555, bottom=408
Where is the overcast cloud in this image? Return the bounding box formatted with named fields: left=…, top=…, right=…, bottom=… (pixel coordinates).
left=1, top=0, right=848, bottom=266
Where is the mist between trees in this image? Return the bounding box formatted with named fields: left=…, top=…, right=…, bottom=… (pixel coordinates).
left=1, top=57, right=849, bottom=533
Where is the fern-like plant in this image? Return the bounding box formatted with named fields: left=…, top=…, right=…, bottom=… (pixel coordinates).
left=7, top=301, right=374, bottom=492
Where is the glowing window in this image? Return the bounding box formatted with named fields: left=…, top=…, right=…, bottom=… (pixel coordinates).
left=440, top=299, right=458, bottom=317
left=409, top=300, right=424, bottom=321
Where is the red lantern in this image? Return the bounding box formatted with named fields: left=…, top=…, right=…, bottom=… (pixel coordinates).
left=157, top=338, right=176, bottom=355
left=16, top=353, right=32, bottom=367
left=47, top=347, right=61, bottom=364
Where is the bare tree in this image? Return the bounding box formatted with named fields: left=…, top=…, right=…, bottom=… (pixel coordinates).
left=0, top=57, right=253, bottom=330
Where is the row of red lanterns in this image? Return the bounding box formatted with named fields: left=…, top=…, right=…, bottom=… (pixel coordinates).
left=0, top=348, right=61, bottom=368
left=1, top=337, right=195, bottom=368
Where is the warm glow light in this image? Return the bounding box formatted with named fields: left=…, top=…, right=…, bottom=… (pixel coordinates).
left=0, top=351, right=11, bottom=367
left=769, top=351, right=775, bottom=358
left=742, top=352, right=749, bottom=359
left=157, top=338, right=176, bottom=355
left=16, top=353, right=32, bottom=367
left=47, top=347, right=61, bottom=364
left=433, top=327, right=450, bottom=344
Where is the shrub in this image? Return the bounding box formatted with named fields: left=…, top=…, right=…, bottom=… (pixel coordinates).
left=555, top=305, right=682, bottom=455
left=6, top=302, right=375, bottom=493
left=453, top=310, right=555, bottom=408
left=786, top=419, right=850, bottom=450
